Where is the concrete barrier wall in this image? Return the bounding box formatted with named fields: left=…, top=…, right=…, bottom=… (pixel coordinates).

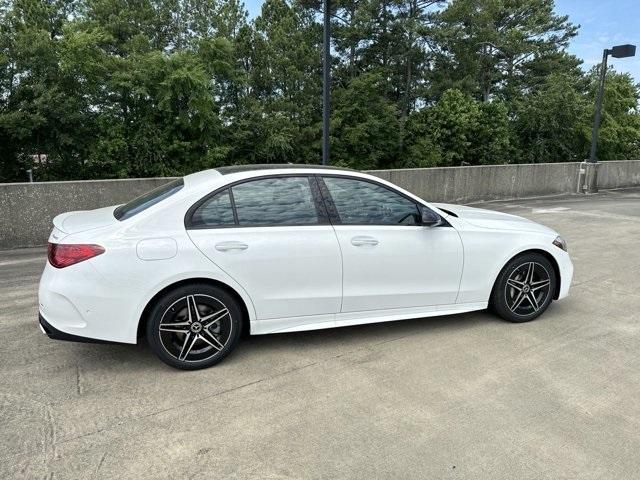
left=597, top=160, right=640, bottom=189
left=0, top=178, right=175, bottom=250
left=369, top=162, right=580, bottom=204
left=1, top=160, right=639, bottom=249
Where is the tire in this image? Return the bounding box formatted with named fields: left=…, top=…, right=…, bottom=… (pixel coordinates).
left=490, top=252, right=557, bottom=323
left=146, top=283, right=243, bottom=370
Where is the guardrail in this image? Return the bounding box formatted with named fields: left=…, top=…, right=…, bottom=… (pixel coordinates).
left=1, top=160, right=639, bottom=249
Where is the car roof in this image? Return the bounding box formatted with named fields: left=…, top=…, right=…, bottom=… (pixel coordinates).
left=163, top=164, right=436, bottom=221
left=182, top=164, right=359, bottom=192
left=214, top=164, right=356, bottom=175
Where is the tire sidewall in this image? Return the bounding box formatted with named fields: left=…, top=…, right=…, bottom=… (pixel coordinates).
left=492, top=253, right=557, bottom=323
left=146, top=283, right=243, bottom=370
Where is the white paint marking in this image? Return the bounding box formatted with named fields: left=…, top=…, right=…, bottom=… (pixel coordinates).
left=0, top=257, right=45, bottom=267
left=531, top=207, right=571, bottom=214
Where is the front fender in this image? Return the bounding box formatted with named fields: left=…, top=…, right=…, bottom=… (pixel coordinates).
left=455, top=227, right=567, bottom=304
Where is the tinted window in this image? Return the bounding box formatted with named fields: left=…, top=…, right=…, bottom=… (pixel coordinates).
left=191, top=189, right=235, bottom=227
left=322, top=177, right=420, bottom=225
left=114, top=179, right=183, bottom=221
left=232, top=177, right=319, bottom=226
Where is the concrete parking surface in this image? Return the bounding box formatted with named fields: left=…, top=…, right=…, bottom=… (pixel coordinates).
left=2, top=188, right=640, bottom=479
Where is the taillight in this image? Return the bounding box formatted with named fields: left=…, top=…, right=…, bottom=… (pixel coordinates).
left=47, top=243, right=105, bottom=268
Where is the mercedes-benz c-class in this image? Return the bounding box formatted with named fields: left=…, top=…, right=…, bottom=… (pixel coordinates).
left=39, top=165, right=573, bottom=369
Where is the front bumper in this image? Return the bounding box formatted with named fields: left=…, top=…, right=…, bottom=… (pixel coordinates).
left=556, top=251, right=573, bottom=300
left=39, top=313, right=120, bottom=344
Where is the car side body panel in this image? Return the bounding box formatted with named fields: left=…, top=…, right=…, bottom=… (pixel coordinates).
left=38, top=167, right=573, bottom=344
left=40, top=199, right=258, bottom=344
left=443, top=216, right=573, bottom=305
left=332, top=224, right=463, bottom=312
left=187, top=225, right=343, bottom=321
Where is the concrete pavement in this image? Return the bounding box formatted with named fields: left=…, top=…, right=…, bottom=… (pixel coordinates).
left=1, top=188, right=640, bottom=479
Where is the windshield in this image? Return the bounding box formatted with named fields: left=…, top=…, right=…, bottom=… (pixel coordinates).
left=113, top=179, right=184, bottom=221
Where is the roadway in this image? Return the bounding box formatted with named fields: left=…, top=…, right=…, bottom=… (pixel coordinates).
left=1, top=188, right=639, bottom=479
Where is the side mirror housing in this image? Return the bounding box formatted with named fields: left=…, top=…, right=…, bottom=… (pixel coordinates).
left=421, top=207, right=443, bottom=227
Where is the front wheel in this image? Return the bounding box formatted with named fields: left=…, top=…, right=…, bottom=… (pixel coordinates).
left=491, top=253, right=557, bottom=323
left=146, top=283, right=243, bottom=370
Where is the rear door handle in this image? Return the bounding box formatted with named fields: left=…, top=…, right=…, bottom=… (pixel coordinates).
left=215, top=241, right=248, bottom=252
left=351, top=236, right=379, bottom=247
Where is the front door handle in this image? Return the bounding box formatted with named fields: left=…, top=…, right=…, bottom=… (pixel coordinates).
left=215, top=241, right=249, bottom=252
left=351, top=236, right=379, bottom=247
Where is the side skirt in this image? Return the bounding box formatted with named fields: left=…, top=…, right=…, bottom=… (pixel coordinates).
left=250, top=302, right=488, bottom=335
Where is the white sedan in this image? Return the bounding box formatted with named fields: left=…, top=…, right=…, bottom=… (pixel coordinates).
left=39, top=165, right=573, bottom=369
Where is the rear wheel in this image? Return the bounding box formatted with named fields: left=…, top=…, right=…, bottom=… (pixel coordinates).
left=491, top=252, right=556, bottom=323
left=146, top=283, right=242, bottom=370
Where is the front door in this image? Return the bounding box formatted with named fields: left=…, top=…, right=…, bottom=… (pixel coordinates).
left=318, top=175, right=463, bottom=313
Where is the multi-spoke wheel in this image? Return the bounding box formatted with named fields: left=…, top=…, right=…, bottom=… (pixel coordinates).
left=491, top=252, right=557, bottom=323
left=146, top=284, right=243, bottom=369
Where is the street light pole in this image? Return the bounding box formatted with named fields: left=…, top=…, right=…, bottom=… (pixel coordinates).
left=581, top=43, right=635, bottom=194
left=588, top=48, right=610, bottom=165
left=322, top=0, right=331, bottom=165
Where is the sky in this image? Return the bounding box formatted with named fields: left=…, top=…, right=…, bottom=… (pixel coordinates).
left=555, top=0, right=639, bottom=82
left=242, top=0, right=640, bottom=83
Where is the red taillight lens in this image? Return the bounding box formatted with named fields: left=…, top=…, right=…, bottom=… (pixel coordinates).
left=47, top=243, right=105, bottom=268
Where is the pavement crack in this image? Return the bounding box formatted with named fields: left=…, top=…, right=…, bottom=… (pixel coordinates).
left=53, top=360, right=321, bottom=447
left=92, top=452, right=108, bottom=479
left=75, top=364, right=83, bottom=396
left=46, top=332, right=444, bottom=449
left=48, top=332, right=415, bottom=448
left=138, top=360, right=320, bottom=420
left=42, top=404, right=58, bottom=471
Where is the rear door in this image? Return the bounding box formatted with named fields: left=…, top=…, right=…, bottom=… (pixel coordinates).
left=318, top=175, right=463, bottom=312
left=186, top=175, right=342, bottom=322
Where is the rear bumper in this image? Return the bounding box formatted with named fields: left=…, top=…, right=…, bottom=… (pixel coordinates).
left=38, top=260, right=141, bottom=344
left=39, top=313, right=120, bottom=344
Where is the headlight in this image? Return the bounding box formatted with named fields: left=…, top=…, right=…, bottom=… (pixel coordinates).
left=552, top=236, right=567, bottom=252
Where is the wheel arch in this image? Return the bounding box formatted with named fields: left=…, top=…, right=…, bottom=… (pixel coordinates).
left=136, top=278, right=252, bottom=341
left=491, top=248, right=562, bottom=302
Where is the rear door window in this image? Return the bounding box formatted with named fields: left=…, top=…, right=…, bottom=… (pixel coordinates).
left=188, top=176, right=324, bottom=228
left=190, top=189, right=236, bottom=227
left=232, top=177, right=320, bottom=226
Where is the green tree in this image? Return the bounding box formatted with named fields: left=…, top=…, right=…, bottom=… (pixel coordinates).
left=590, top=69, right=640, bottom=161
left=1, top=0, right=640, bottom=182
left=232, top=0, right=322, bottom=164
left=474, top=100, right=511, bottom=164
left=432, top=0, right=577, bottom=102
left=411, top=89, right=480, bottom=166
left=403, top=88, right=511, bottom=167
left=332, top=72, right=400, bottom=169
left=0, top=0, right=93, bottom=180
left=512, top=73, right=590, bottom=163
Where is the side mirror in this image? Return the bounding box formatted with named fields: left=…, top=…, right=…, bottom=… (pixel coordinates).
left=421, top=207, right=443, bottom=227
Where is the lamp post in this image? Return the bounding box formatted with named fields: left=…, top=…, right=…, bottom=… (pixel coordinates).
left=322, top=0, right=331, bottom=165
left=583, top=43, right=636, bottom=193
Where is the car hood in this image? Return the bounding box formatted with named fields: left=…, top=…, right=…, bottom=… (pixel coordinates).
left=434, top=203, right=556, bottom=235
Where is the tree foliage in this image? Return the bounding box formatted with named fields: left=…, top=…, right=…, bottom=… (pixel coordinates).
left=0, top=0, right=638, bottom=181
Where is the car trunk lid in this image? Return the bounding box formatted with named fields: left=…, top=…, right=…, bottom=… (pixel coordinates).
left=52, top=206, right=118, bottom=234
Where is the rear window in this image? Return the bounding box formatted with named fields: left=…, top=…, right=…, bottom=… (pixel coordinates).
left=114, top=179, right=184, bottom=221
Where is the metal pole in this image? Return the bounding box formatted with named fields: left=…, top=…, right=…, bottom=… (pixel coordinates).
left=588, top=49, right=609, bottom=163
left=322, top=0, right=331, bottom=165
